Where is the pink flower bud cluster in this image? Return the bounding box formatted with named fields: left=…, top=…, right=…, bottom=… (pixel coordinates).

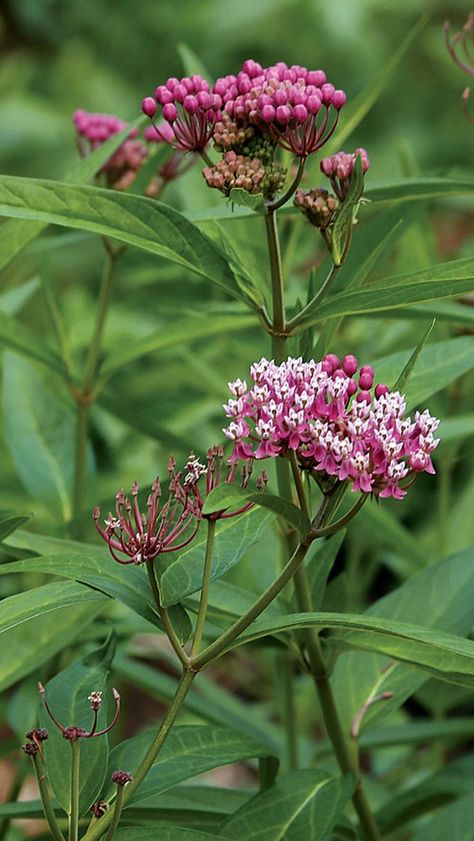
left=73, top=109, right=148, bottom=190
left=203, top=150, right=266, bottom=194
left=320, top=148, right=370, bottom=200
left=213, top=60, right=346, bottom=158
left=223, top=355, right=440, bottom=500
left=142, top=75, right=222, bottom=151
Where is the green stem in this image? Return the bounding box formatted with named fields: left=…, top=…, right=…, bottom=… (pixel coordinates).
left=71, top=245, right=117, bottom=538
left=291, top=489, right=381, bottom=841
left=81, top=670, right=195, bottom=841
left=191, top=519, right=217, bottom=656
left=277, top=652, right=299, bottom=770
left=192, top=537, right=311, bottom=670
left=287, top=262, right=341, bottom=333
left=103, top=784, right=125, bottom=841
left=31, top=754, right=65, bottom=841
left=145, top=559, right=189, bottom=667
left=69, top=740, right=80, bottom=841
left=265, top=209, right=286, bottom=361
left=267, top=157, right=306, bottom=212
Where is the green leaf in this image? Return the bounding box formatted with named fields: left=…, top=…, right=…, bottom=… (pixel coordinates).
left=100, top=312, right=255, bottom=379
left=0, top=118, right=145, bottom=273
left=0, top=175, right=257, bottom=307
left=39, top=635, right=116, bottom=816
left=221, top=611, right=474, bottom=688
left=0, top=513, right=31, bottom=541
left=294, top=256, right=474, bottom=330
left=372, top=336, right=474, bottom=409
left=0, top=531, right=190, bottom=640
left=392, top=319, right=436, bottom=392
left=330, top=155, right=365, bottom=266
left=0, top=310, right=66, bottom=375
left=305, top=531, right=346, bottom=612
left=2, top=353, right=76, bottom=520
left=439, top=414, right=474, bottom=443
left=115, top=829, right=221, bottom=841
left=0, top=580, right=106, bottom=636
left=219, top=769, right=355, bottom=841
left=114, top=653, right=282, bottom=754
left=107, top=725, right=271, bottom=805
left=0, top=599, right=104, bottom=692
left=0, top=276, right=40, bottom=315
left=202, top=485, right=309, bottom=537
left=159, top=507, right=274, bottom=608
left=229, top=188, right=265, bottom=213
left=331, top=545, right=474, bottom=732
left=324, top=16, right=427, bottom=155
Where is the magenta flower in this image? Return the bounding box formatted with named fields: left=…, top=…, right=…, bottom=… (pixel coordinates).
left=320, top=148, right=370, bottom=200
left=93, top=456, right=204, bottom=565
left=141, top=74, right=221, bottom=152
left=73, top=109, right=148, bottom=189
left=213, top=60, right=346, bottom=159
left=223, top=355, right=440, bottom=500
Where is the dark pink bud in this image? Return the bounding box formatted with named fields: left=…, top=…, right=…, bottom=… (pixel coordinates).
left=183, top=95, right=198, bottom=113
left=359, top=372, right=374, bottom=390
left=214, top=79, right=229, bottom=97
left=333, top=368, right=348, bottom=379
left=141, top=97, right=157, bottom=118
left=360, top=365, right=374, bottom=378
left=242, top=59, right=263, bottom=78
left=181, top=77, right=194, bottom=92
left=332, top=90, right=347, bottom=109
left=321, top=83, right=335, bottom=104
left=375, top=383, right=389, bottom=398
left=347, top=379, right=358, bottom=396
left=274, top=89, right=288, bottom=106
left=173, top=84, right=188, bottom=103
left=238, top=76, right=252, bottom=94
left=306, top=94, right=322, bottom=114
left=166, top=77, right=180, bottom=91
left=342, top=355, right=358, bottom=376
left=323, top=353, right=340, bottom=372
left=320, top=157, right=333, bottom=177
left=111, top=770, right=133, bottom=787
left=357, top=390, right=372, bottom=404
left=276, top=105, right=292, bottom=124
left=307, top=70, right=327, bottom=86
left=163, top=103, right=178, bottom=122
left=261, top=104, right=276, bottom=123
left=293, top=104, right=309, bottom=123
left=197, top=91, right=212, bottom=109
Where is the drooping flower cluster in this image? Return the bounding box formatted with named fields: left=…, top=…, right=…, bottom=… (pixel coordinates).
left=93, top=456, right=204, bottom=565
left=73, top=110, right=148, bottom=190
left=294, top=187, right=339, bottom=230
left=223, top=355, right=440, bottom=500
left=320, top=148, right=370, bottom=200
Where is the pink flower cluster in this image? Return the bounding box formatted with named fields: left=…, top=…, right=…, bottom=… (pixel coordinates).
left=223, top=355, right=440, bottom=500
left=214, top=60, right=346, bottom=157
left=142, top=60, right=346, bottom=158
left=73, top=109, right=148, bottom=190
left=142, top=75, right=221, bottom=151
left=320, top=148, right=370, bottom=199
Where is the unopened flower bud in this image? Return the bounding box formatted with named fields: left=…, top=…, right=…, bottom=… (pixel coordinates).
left=141, top=97, right=157, bottom=118
left=111, top=770, right=133, bottom=787
left=22, top=742, right=39, bottom=756
left=91, top=800, right=108, bottom=818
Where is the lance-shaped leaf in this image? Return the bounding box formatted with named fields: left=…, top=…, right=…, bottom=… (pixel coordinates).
left=219, top=611, right=474, bottom=688
left=202, top=484, right=309, bottom=537
left=39, top=635, right=116, bottom=816
left=219, top=769, right=355, bottom=841
left=159, top=507, right=274, bottom=607
left=115, top=830, right=221, bottom=841
left=0, top=175, right=261, bottom=307
left=106, top=725, right=272, bottom=805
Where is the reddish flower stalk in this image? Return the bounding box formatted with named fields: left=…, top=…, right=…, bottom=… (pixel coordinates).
left=38, top=684, right=120, bottom=742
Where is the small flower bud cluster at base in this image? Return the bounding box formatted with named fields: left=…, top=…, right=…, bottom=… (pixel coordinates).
left=111, top=770, right=133, bottom=786
left=223, top=355, right=440, bottom=500
left=213, top=113, right=255, bottom=150
left=294, top=187, right=339, bottom=230
left=22, top=727, right=49, bottom=756
left=320, top=148, right=370, bottom=200
left=203, top=151, right=266, bottom=194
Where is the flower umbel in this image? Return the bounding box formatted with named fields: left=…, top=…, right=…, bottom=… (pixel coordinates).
left=38, top=684, right=120, bottom=741
left=223, top=355, right=440, bottom=500
left=142, top=74, right=221, bottom=152
left=94, top=457, right=203, bottom=565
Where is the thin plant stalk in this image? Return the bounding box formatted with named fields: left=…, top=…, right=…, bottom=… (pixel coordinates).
left=103, top=784, right=126, bottom=841
left=69, top=740, right=81, bottom=841
left=81, top=669, right=196, bottom=841
left=145, top=558, right=189, bottom=667
left=191, top=519, right=217, bottom=656
left=31, top=754, right=65, bottom=841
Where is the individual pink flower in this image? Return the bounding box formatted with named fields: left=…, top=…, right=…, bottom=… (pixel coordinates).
left=222, top=355, right=440, bottom=500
